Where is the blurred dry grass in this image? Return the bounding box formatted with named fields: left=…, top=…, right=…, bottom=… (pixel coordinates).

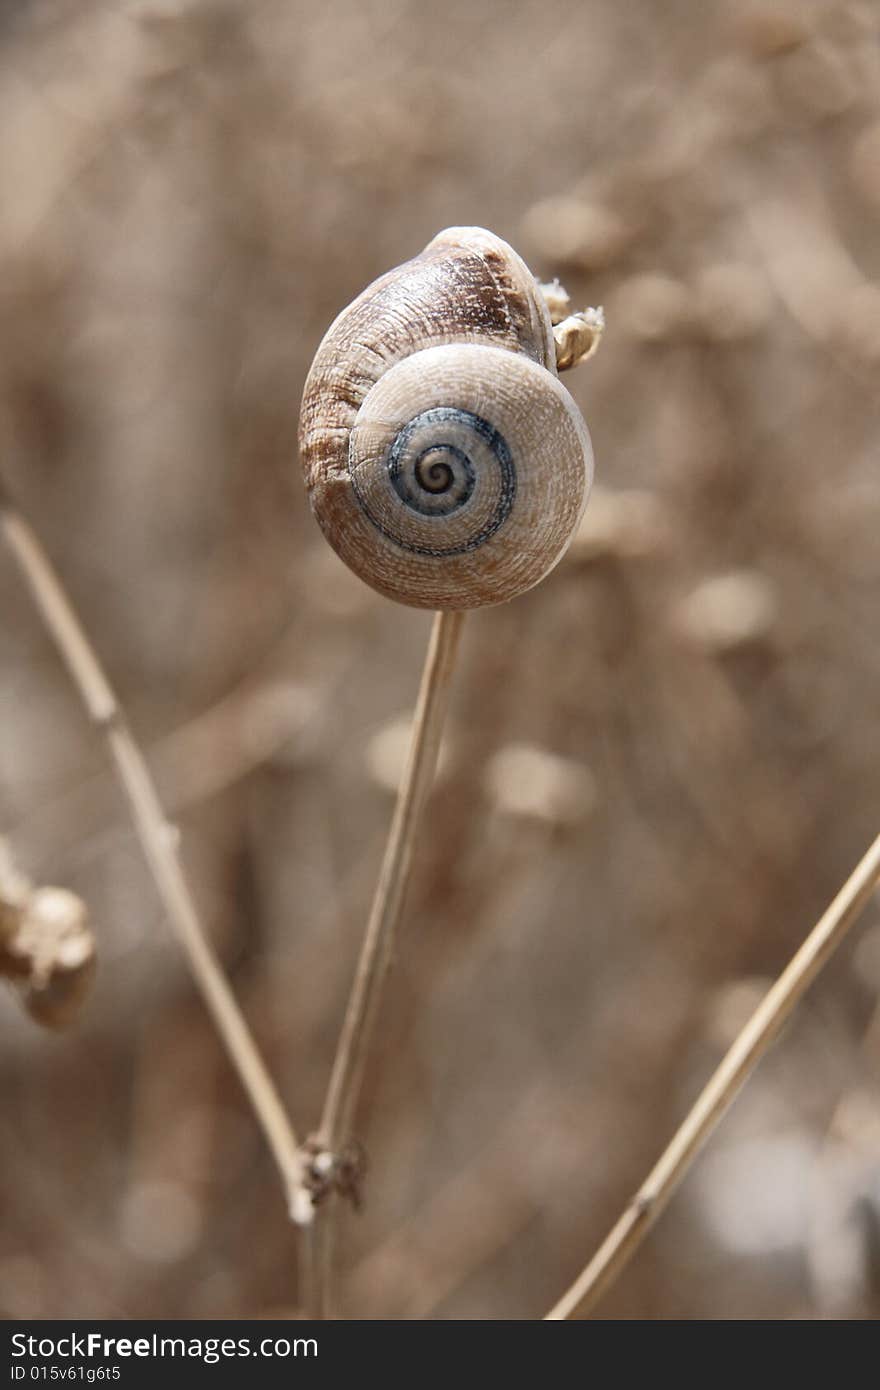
left=1, top=0, right=879, bottom=1319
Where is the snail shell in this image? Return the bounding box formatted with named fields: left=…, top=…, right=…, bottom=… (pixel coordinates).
left=299, top=227, right=593, bottom=610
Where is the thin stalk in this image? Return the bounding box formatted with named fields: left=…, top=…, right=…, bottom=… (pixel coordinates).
left=546, top=829, right=880, bottom=1320
left=0, top=487, right=305, bottom=1211
left=300, top=608, right=464, bottom=1314
left=319, top=608, right=464, bottom=1150
left=298, top=1217, right=333, bottom=1321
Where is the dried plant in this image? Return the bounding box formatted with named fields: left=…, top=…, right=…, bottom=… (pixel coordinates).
left=1, top=483, right=305, bottom=1210
left=2, top=0, right=879, bottom=1324
left=0, top=835, right=94, bottom=1028
left=548, top=831, right=880, bottom=1318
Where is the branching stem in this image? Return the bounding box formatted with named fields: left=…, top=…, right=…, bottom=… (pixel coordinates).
left=0, top=486, right=305, bottom=1211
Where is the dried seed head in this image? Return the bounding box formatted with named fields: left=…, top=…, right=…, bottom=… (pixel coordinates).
left=1, top=840, right=95, bottom=1029
left=484, top=743, right=597, bottom=827
left=672, top=570, right=779, bottom=653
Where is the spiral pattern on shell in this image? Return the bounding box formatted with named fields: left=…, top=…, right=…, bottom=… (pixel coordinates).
left=299, top=228, right=594, bottom=609
left=355, top=404, right=514, bottom=551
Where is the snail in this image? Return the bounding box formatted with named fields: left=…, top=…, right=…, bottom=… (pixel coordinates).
left=299, top=227, right=596, bottom=610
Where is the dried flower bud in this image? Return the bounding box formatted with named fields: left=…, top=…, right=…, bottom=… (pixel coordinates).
left=554, top=307, right=605, bottom=371
left=538, top=278, right=572, bottom=326
left=0, top=839, right=95, bottom=1029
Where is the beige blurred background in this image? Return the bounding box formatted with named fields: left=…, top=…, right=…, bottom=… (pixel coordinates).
left=1, top=0, right=879, bottom=1320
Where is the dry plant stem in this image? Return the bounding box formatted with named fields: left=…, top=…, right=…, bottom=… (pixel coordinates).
left=546, top=829, right=880, bottom=1320
left=298, top=1218, right=333, bottom=1321
left=318, top=608, right=465, bottom=1150
left=302, top=609, right=464, bottom=1316
left=0, top=492, right=305, bottom=1208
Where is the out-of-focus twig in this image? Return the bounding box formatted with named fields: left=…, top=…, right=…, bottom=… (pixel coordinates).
left=0, top=479, right=306, bottom=1213
left=546, top=829, right=880, bottom=1320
